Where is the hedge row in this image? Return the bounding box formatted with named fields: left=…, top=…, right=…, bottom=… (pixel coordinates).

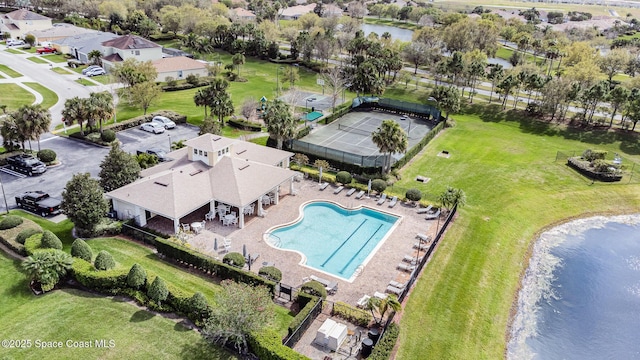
left=295, top=126, right=311, bottom=139
left=288, top=293, right=320, bottom=335
left=228, top=119, right=262, bottom=132
left=368, top=322, right=400, bottom=360
left=248, top=330, right=310, bottom=360
left=162, top=81, right=210, bottom=92
left=155, top=237, right=276, bottom=293
left=331, top=301, right=372, bottom=327
left=567, top=157, right=623, bottom=182
left=323, top=103, right=351, bottom=125
left=392, top=119, right=445, bottom=170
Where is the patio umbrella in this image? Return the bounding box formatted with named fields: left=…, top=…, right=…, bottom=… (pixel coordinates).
left=214, top=238, right=218, bottom=251
left=243, top=244, right=247, bottom=257
left=367, top=179, right=372, bottom=197
left=319, top=166, right=323, bottom=184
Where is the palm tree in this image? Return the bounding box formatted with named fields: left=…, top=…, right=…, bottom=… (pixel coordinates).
left=487, top=65, right=504, bottom=103
left=366, top=294, right=401, bottom=326
left=264, top=99, right=296, bottom=150
left=439, top=186, right=466, bottom=213
left=87, top=49, right=102, bottom=66
left=62, top=97, right=90, bottom=135
left=371, top=120, right=408, bottom=174
left=11, top=104, right=51, bottom=151
left=87, top=92, right=114, bottom=134
left=1, top=116, right=24, bottom=151
left=232, top=53, right=245, bottom=77
left=194, top=88, right=211, bottom=118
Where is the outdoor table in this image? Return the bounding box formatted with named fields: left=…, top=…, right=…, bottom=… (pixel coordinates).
left=191, top=222, right=203, bottom=233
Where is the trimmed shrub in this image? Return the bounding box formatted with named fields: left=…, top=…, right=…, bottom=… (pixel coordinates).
left=582, top=149, right=607, bottom=161
left=368, top=322, right=400, bottom=360
left=331, top=302, right=372, bottom=327
left=148, top=276, right=169, bottom=304
left=228, top=119, right=262, bottom=132
left=40, top=230, right=62, bottom=250
left=127, top=263, right=147, bottom=289
left=406, top=188, right=422, bottom=202
left=71, top=258, right=128, bottom=291
left=0, top=215, right=23, bottom=230
left=185, top=73, right=199, bottom=85
left=300, top=280, right=327, bottom=299
left=258, top=266, right=282, bottom=282
left=189, top=291, right=211, bottom=323
left=335, top=171, right=352, bottom=185
left=223, top=252, right=246, bottom=267
left=371, top=179, right=387, bottom=193
left=37, top=149, right=57, bottom=163
left=71, top=238, right=92, bottom=261
left=94, top=250, right=116, bottom=271
left=101, top=129, right=116, bottom=143
left=16, top=228, right=41, bottom=245
left=248, top=329, right=310, bottom=360
left=288, top=293, right=320, bottom=335
left=24, top=233, right=43, bottom=255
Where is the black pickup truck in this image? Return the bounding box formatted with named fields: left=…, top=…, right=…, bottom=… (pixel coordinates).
left=6, top=154, right=46, bottom=176
left=136, top=148, right=169, bottom=162
left=15, top=191, right=62, bottom=217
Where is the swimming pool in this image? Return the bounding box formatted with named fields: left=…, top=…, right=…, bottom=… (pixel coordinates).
left=265, top=201, right=400, bottom=281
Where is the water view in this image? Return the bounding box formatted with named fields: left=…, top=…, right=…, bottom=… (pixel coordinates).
left=361, top=23, right=414, bottom=42
left=507, top=215, right=640, bottom=359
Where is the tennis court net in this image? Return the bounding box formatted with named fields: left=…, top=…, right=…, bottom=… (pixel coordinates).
left=337, top=124, right=377, bottom=136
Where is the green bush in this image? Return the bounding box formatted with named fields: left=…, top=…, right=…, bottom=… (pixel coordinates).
left=582, top=149, right=607, bottom=161
left=288, top=293, right=321, bottom=335
left=24, top=233, right=43, bottom=255
left=127, top=263, right=147, bottom=289
left=37, top=149, right=57, bottom=163
left=223, top=252, right=246, bottom=267
left=368, top=322, right=400, bottom=360
left=300, top=280, right=327, bottom=299
left=189, top=291, right=211, bottom=323
left=335, top=171, right=352, bottom=185
left=185, top=73, right=199, bottom=85
left=94, top=250, right=116, bottom=271
left=148, top=276, right=169, bottom=304
left=40, top=230, right=63, bottom=250
left=406, top=188, right=422, bottom=202
left=371, top=179, right=387, bottom=193
left=165, top=76, right=177, bottom=87
left=16, top=228, right=41, bottom=245
left=101, top=129, right=116, bottom=143
left=248, top=329, right=311, bottom=360
left=258, top=266, right=282, bottom=282
left=228, top=119, right=262, bottom=132
left=0, top=215, right=23, bottom=230
left=331, top=302, right=372, bottom=327
left=71, top=258, right=128, bottom=291
left=71, top=238, right=92, bottom=261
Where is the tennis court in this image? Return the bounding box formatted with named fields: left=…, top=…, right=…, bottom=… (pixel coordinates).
left=293, top=110, right=434, bottom=167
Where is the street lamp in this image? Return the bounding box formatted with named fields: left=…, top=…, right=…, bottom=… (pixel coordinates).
left=305, top=98, right=311, bottom=112
left=167, top=133, right=172, bottom=151
left=0, top=174, right=8, bottom=214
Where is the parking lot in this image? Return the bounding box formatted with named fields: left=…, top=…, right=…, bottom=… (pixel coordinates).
left=0, top=124, right=200, bottom=213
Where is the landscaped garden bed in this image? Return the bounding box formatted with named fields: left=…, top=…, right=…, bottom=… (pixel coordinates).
left=567, top=150, right=623, bottom=182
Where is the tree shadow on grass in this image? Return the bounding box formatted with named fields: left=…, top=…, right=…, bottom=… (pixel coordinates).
left=130, top=309, right=156, bottom=322
left=174, top=320, right=192, bottom=332
left=180, top=337, right=239, bottom=360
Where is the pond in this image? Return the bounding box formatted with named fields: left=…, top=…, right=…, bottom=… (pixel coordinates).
left=361, top=23, right=414, bottom=42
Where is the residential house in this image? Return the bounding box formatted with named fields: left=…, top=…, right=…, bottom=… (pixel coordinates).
left=106, top=134, right=296, bottom=234
left=229, top=8, right=256, bottom=21
left=101, top=34, right=162, bottom=72
left=280, top=4, right=316, bottom=20
left=29, top=23, right=96, bottom=45
left=152, top=56, right=208, bottom=82
left=0, top=8, right=52, bottom=39
left=322, top=4, right=343, bottom=17
left=54, top=32, right=120, bottom=64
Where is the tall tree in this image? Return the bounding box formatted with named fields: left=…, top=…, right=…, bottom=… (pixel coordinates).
left=365, top=294, right=401, bottom=326
left=10, top=104, right=51, bottom=151
left=497, top=74, right=518, bottom=109
left=99, top=142, right=141, bottom=192
left=264, top=99, right=296, bottom=150
left=431, top=85, right=461, bottom=120
left=194, top=79, right=234, bottom=125
left=129, top=82, right=161, bottom=115
left=62, top=97, right=90, bottom=136
left=87, top=50, right=102, bottom=66
left=487, top=65, right=504, bottom=103
left=599, top=48, right=632, bottom=83
left=322, top=67, right=347, bottom=112
left=86, top=92, right=114, bottom=134
left=371, top=120, right=408, bottom=173
left=112, top=58, right=157, bottom=89
left=231, top=53, right=245, bottom=77
left=61, top=173, right=109, bottom=233
left=607, top=86, right=630, bottom=127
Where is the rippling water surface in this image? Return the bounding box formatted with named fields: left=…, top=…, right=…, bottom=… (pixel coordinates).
left=507, top=215, right=640, bottom=360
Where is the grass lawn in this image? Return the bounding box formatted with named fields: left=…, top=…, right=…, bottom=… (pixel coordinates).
left=75, top=78, right=98, bottom=86
left=363, top=17, right=420, bottom=30
left=5, top=48, right=24, bottom=54
left=41, top=54, right=68, bottom=63
left=248, top=136, right=269, bottom=146
left=23, top=82, right=59, bottom=110
left=0, top=251, right=238, bottom=360
left=0, top=64, right=23, bottom=77
left=0, top=84, right=35, bottom=111
left=394, top=103, right=640, bottom=359
left=51, top=66, right=74, bottom=75
left=27, top=56, right=48, bottom=64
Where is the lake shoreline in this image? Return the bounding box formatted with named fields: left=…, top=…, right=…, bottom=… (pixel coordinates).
left=504, top=210, right=640, bottom=358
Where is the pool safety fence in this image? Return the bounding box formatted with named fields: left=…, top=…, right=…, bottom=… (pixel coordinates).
left=283, top=297, right=324, bottom=348
left=122, top=223, right=166, bottom=245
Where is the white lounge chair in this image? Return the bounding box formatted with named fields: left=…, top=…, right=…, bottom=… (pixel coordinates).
left=346, top=188, right=356, bottom=196
left=397, top=263, right=416, bottom=272
left=334, top=186, right=344, bottom=194
left=386, top=285, right=404, bottom=296
left=403, top=255, right=422, bottom=264
left=355, top=190, right=365, bottom=199
left=389, top=280, right=405, bottom=289
left=416, top=205, right=433, bottom=214
left=413, top=242, right=429, bottom=251
left=319, top=182, right=329, bottom=190
left=356, top=294, right=371, bottom=308
left=377, top=193, right=387, bottom=205
left=388, top=196, right=398, bottom=208
left=425, top=209, right=441, bottom=220
left=417, top=233, right=432, bottom=243
left=373, top=291, right=388, bottom=300
left=310, top=275, right=338, bottom=294
left=222, top=238, right=231, bottom=253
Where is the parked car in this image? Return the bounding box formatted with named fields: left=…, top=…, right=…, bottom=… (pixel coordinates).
left=36, top=47, right=56, bottom=54
left=151, top=116, right=176, bottom=129
left=85, top=67, right=106, bottom=77
left=6, top=39, right=25, bottom=46
left=81, top=65, right=101, bottom=75
left=140, top=122, right=165, bottom=134
left=137, top=148, right=169, bottom=162
left=15, top=191, right=62, bottom=217
left=6, top=154, right=46, bottom=176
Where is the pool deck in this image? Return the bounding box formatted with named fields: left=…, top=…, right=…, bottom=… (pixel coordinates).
left=184, top=178, right=440, bottom=308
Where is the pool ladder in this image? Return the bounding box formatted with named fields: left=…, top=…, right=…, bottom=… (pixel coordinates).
left=266, top=233, right=282, bottom=248
left=353, top=264, right=365, bottom=277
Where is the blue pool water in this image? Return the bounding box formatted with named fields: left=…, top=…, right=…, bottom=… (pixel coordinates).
left=267, top=201, right=399, bottom=280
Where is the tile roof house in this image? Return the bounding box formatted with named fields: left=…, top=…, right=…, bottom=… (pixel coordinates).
left=53, top=31, right=120, bottom=64
left=152, top=56, right=208, bottom=82
left=229, top=8, right=256, bottom=21
left=280, top=4, right=316, bottom=20
left=29, top=23, right=96, bottom=44
left=107, top=134, right=296, bottom=234
left=101, top=34, right=162, bottom=71
left=0, top=8, right=52, bottom=39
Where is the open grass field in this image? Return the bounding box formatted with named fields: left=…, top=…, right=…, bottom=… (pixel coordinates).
left=392, top=102, right=640, bottom=359
left=0, top=64, right=23, bottom=78
left=0, top=83, right=35, bottom=111
left=0, top=250, right=238, bottom=360
left=23, top=82, right=59, bottom=110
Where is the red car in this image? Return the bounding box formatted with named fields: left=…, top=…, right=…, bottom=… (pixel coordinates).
left=36, top=47, right=56, bottom=54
